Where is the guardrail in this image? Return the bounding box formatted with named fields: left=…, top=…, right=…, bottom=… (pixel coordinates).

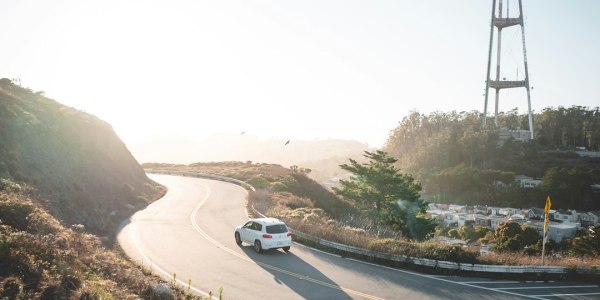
left=145, top=169, right=255, bottom=191
left=147, top=169, right=600, bottom=277
left=252, top=201, right=599, bottom=276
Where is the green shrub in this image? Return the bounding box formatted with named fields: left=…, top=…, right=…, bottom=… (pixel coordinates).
left=495, top=221, right=521, bottom=239
left=246, top=176, right=270, bottom=189
left=270, top=181, right=287, bottom=192
left=448, top=228, right=460, bottom=239
left=492, top=236, right=523, bottom=252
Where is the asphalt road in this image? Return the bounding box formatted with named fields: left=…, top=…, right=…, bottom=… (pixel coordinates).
left=117, top=174, right=600, bottom=300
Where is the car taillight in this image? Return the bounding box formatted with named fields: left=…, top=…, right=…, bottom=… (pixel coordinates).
left=287, top=232, right=292, bottom=237
left=262, top=234, right=272, bottom=238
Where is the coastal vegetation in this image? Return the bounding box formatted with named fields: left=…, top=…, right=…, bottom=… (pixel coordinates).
left=385, top=108, right=600, bottom=210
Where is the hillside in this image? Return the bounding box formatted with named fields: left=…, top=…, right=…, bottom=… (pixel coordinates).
left=0, top=184, right=163, bottom=298
left=0, top=78, right=163, bottom=235
left=384, top=108, right=600, bottom=210
left=143, top=161, right=355, bottom=219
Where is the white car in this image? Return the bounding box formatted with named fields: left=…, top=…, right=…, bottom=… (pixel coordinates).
left=235, top=218, right=292, bottom=253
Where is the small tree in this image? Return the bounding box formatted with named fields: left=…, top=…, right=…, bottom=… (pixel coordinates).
left=520, top=225, right=541, bottom=247
left=333, top=150, right=431, bottom=239
left=491, top=221, right=536, bottom=252
left=474, top=225, right=492, bottom=242
left=493, top=235, right=523, bottom=252
left=409, top=211, right=437, bottom=241
left=495, top=221, right=521, bottom=239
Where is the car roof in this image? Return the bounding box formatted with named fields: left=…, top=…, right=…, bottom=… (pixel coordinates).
left=251, top=217, right=285, bottom=225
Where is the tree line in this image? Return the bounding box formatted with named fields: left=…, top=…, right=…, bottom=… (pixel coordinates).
left=383, top=106, right=600, bottom=210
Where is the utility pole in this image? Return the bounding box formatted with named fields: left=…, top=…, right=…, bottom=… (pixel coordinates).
left=483, top=0, right=534, bottom=140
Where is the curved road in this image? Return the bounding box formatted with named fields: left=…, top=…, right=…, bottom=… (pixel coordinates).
left=117, top=174, right=600, bottom=300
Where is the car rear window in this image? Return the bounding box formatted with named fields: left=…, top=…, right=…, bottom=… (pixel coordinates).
left=266, top=224, right=288, bottom=234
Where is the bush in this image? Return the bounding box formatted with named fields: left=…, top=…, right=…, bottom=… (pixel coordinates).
left=246, top=176, right=270, bottom=189
left=408, top=214, right=436, bottom=241
left=493, top=236, right=523, bottom=252
left=271, top=192, right=314, bottom=209
left=26, top=211, right=60, bottom=234
left=368, top=238, right=479, bottom=263
left=61, top=274, right=82, bottom=294
left=270, top=181, right=287, bottom=192
left=0, top=179, right=24, bottom=192
left=520, top=225, right=541, bottom=247
left=495, top=221, right=521, bottom=239
left=448, top=228, right=460, bottom=239
left=0, top=199, right=35, bottom=231
left=41, top=285, right=67, bottom=300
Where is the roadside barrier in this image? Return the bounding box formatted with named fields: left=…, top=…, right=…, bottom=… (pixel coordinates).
left=145, top=169, right=255, bottom=191
left=146, top=169, right=600, bottom=277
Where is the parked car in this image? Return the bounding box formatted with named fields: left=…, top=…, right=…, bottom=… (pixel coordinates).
left=235, top=218, right=292, bottom=253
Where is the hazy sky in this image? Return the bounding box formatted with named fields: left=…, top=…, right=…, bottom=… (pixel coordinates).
left=1, top=0, right=599, bottom=148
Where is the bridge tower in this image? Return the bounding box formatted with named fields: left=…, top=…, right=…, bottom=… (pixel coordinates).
left=483, top=0, right=534, bottom=139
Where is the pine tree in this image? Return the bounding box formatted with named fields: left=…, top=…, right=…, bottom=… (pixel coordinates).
left=333, top=150, right=434, bottom=240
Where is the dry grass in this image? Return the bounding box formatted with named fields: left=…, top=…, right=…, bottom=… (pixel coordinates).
left=477, top=251, right=600, bottom=267
left=0, top=190, right=213, bottom=299
left=252, top=189, right=600, bottom=269
left=252, top=189, right=392, bottom=250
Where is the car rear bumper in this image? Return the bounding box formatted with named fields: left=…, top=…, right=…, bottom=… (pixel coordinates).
left=262, top=239, right=292, bottom=249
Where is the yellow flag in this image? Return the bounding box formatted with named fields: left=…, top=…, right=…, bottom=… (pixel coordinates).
left=543, top=196, right=552, bottom=234
left=544, top=196, right=552, bottom=214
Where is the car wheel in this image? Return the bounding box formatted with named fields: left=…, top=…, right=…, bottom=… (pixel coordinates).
left=282, top=246, right=290, bottom=252
left=235, top=232, right=242, bottom=245
left=254, top=240, right=262, bottom=253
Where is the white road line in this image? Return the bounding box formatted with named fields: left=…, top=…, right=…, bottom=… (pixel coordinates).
left=343, top=258, right=550, bottom=300
left=531, top=292, right=600, bottom=297
left=460, top=281, right=518, bottom=284
left=188, top=181, right=385, bottom=300
left=497, top=285, right=598, bottom=290
left=129, top=183, right=215, bottom=299
left=167, top=175, right=586, bottom=300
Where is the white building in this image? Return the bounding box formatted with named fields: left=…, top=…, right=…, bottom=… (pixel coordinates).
left=487, top=207, right=502, bottom=216
left=442, top=212, right=459, bottom=226
left=440, top=212, right=476, bottom=227
left=509, top=213, right=525, bottom=221
left=499, top=207, right=520, bottom=216
left=553, top=210, right=580, bottom=223
left=449, top=205, right=467, bottom=213
left=548, top=222, right=580, bottom=243
left=514, top=175, right=542, bottom=188
left=580, top=211, right=600, bottom=227
left=499, top=128, right=532, bottom=143
left=474, top=206, right=488, bottom=215
left=489, top=215, right=509, bottom=230
left=526, top=207, right=544, bottom=220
